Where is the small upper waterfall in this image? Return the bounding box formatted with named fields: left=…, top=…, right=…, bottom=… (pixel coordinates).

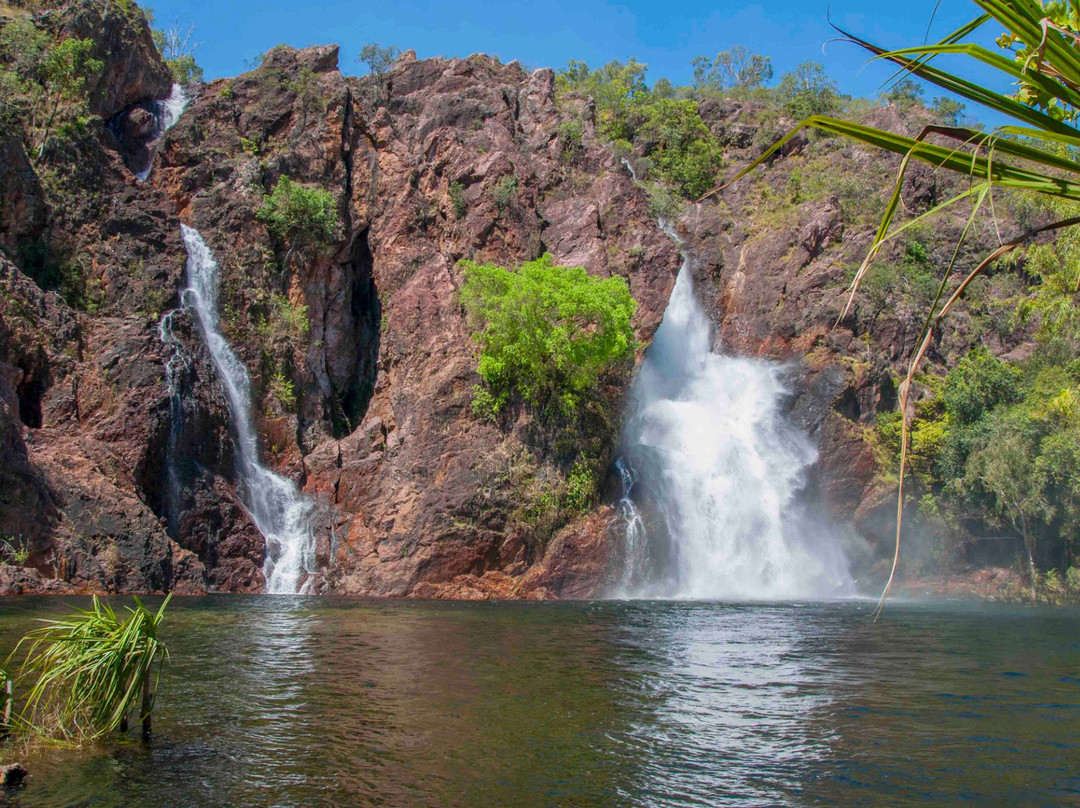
left=135, top=83, right=189, bottom=181
left=616, top=235, right=852, bottom=600
left=177, top=225, right=317, bottom=594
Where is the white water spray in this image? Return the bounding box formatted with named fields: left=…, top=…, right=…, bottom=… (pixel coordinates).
left=135, top=83, right=189, bottom=181
left=179, top=225, right=316, bottom=593
left=616, top=235, right=852, bottom=600
left=158, top=310, right=188, bottom=537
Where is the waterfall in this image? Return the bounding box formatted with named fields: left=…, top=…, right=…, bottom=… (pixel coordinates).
left=135, top=83, right=189, bottom=181
left=614, top=457, right=650, bottom=591
left=616, top=235, right=852, bottom=600
left=177, top=225, right=316, bottom=594
left=158, top=310, right=188, bottom=539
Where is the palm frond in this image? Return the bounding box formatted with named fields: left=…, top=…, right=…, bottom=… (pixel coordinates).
left=10, top=594, right=172, bottom=741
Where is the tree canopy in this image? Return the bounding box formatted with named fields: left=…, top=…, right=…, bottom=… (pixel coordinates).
left=460, top=254, right=638, bottom=417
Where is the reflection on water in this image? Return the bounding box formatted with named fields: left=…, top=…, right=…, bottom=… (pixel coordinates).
left=0, top=597, right=1077, bottom=807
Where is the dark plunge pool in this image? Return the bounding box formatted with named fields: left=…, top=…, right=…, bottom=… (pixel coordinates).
left=0, top=596, right=1077, bottom=807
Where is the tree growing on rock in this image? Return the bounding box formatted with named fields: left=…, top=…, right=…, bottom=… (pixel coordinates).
left=256, top=175, right=339, bottom=266
left=460, top=254, right=638, bottom=419
left=358, top=42, right=400, bottom=104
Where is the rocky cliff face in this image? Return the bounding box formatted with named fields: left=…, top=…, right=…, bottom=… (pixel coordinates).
left=0, top=3, right=679, bottom=596
left=153, top=45, right=679, bottom=597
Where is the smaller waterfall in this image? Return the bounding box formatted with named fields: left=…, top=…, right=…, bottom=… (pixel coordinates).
left=179, top=225, right=316, bottom=594
left=158, top=310, right=188, bottom=538
left=135, top=83, right=189, bottom=181
left=614, top=457, right=649, bottom=593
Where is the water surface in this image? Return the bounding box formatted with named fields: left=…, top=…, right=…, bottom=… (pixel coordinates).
left=0, top=597, right=1076, bottom=807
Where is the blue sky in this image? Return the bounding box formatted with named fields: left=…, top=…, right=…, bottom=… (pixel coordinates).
left=145, top=1, right=1008, bottom=103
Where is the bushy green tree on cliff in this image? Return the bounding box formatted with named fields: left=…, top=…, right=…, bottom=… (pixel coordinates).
left=557, top=58, right=723, bottom=198
left=256, top=175, right=339, bottom=261
left=0, top=18, right=101, bottom=158
left=460, top=254, right=638, bottom=418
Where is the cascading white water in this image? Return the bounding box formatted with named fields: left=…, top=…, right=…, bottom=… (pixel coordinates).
left=614, top=457, right=650, bottom=591
left=135, top=83, right=189, bottom=181
left=179, top=225, right=316, bottom=594
left=616, top=236, right=852, bottom=600
left=158, top=310, right=188, bottom=538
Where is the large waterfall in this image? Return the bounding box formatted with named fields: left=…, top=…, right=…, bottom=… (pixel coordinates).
left=176, top=225, right=316, bottom=594
left=616, top=238, right=852, bottom=600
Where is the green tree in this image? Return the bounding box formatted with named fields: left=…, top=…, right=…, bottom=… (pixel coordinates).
left=148, top=13, right=203, bottom=84
left=883, top=78, right=923, bottom=109
left=942, top=348, right=1024, bottom=424
left=35, top=37, right=102, bottom=158
left=692, top=46, right=773, bottom=94
left=460, top=254, right=638, bottom=416
left=777, top=61, right=841, bottom=119
left=358, top=42, right=400, bottom=76
left=967, top=421, right=1048, bottom=600
left=256, top=175, right=339, bottom=261
left=555, top=57, right=648, bottom=112
left=358, top=42, right=400, bottom=103
left=930, top=96, right=965, bottom=126
left=632, top=99, right=723, bottom=198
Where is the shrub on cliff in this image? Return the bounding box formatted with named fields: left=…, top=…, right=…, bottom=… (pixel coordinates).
left=460, top=254, right=638, bottom=418
left=256, top=176, right=339, bottom=256
left=0, top=18, right=101, bottom=158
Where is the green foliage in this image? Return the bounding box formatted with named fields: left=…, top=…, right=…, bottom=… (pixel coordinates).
left=1017, top=195, right=1080, bottom=343
left=942, top=348, right=1024, bottom=424
left=996, top=2, right=1080, bottom=122
left=556, top=55, right=744, bottom=198
left=448, top=180, right=467, bottom=219
left=0, top=18, right=101, bottom=158
left=148, top=14, right=203, bottom=84
left=616, top=98, right=723, bottom=198
left=778, top=61, right=842, bottom=119
left=557, top=119, right=584, bottom=162
left=877, top=344, right=1080, bottom=584
left=931, top=96, right=965, bottom=126
left=491, top=174, right=518, bottom=212
left=255, top=293, right=310, bottom=354
left=564, top=458, right=598, bottom=511
left=691, top=46, right=773, bottom=94
left=0, top=535, right=28, bottom=565
left=256, top=176, right=339, bottom=252
left=883, top=78, right=923, bottom=109
left=11, top=595, right=171, bottom=741
left=555, top=57, right=648, bottom=110
left=358, top=42, right=400, bottom=76
left=460, top=253, right=638, bottom=417
left=267, top=367, right=296, bottom=411
left=644, top=181, right=684, bottom=221
left=357, top=42, right=399, bottom=104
